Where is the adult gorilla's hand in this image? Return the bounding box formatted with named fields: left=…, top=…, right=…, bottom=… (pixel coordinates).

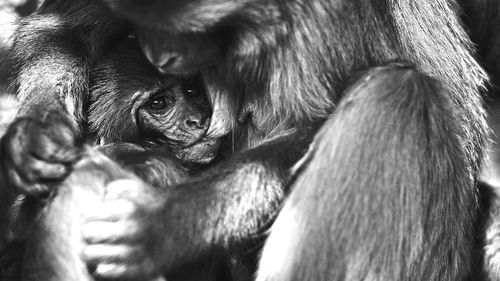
left=82, top=178, right=167, bottom=281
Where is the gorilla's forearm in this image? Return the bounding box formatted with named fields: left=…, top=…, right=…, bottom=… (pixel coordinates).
left=145, top=131, right=313, bottom=272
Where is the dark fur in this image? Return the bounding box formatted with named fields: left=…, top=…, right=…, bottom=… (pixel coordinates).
left=88, top=38, right=220, bottom=165
left=259, top=65, right=480, bottom=280
left=0, top=36, right=235, bottom=281
left=459, top=2, right=500, bottom=278
left=99, top=1, right=489, bottom=280
left=0, top=0, right=490, bottom=281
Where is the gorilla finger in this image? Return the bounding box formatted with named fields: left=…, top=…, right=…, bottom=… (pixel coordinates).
left=105, top=179, right=145, bottom=200
left=14, top=155, right=70, bottom=183
left=41, top=111, right=76, bottom=133
left=93, top=263, right=131, bottom=280
left=93, top=259, right=157, bottom=280
left=83, top=199, right=138, bottom=221
left=31, top=135, right=79, bottom=163
left=5, top=167, right=29, bottom=190
left=23, top=182, right=51, bottom=197
left=22, top=157, right=70, bottom=181
left=37, top=146, right=79, bottom=164
left=47, top=122, right=77, bottom=145
left=6, top=166, right=50, bottom=195
left=83, top=244, right=144, bottom=264
left=4, top=140, right=27, bottom=167
left=83, top=221, right=143, bottom=243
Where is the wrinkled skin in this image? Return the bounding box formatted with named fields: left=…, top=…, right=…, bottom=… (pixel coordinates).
left=1, top=0, right=490, bottom=281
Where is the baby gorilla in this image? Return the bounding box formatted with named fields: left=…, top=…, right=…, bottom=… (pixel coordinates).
left=0, top=39, right=227, bottom=280
left=88, top=37, right=221, bottom=167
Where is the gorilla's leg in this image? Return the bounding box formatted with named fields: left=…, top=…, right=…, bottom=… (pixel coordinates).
left=258, top=64, right=478, bottom=281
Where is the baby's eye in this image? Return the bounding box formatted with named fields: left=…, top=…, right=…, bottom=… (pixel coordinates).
left=147, top=94, right=174, bottom=111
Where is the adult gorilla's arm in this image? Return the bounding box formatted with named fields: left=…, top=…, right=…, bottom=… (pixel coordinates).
left=19, top=148, right=169, bottom=281
left=13, top=0, right=125, bottom=119
left=2, top=0, right=127, bottom=195
left=1, top=144, right=191, bottom=281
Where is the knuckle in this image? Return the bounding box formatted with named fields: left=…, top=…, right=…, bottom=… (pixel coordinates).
left=95, top=263, right=128, bottom=278
left=83, top=245, right=97, bottom=260
left=126, top=221, right=144, bottom=238
left=82, top=222, right=107, bottom=241
left=114, top=199, right=138, bottom=214
left=24, top=183, right=49, bottom=197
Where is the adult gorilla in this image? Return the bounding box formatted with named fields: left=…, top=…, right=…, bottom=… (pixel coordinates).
left=1, top=0, right=489, bottom=281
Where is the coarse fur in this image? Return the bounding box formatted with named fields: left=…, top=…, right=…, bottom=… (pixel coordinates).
left=259, top=64, right=479, bottom=280
left=0, top=0, right=490, bottom=281
left=100, top=1, right=489, bottom=279
left=88, top=37, right=221, bottom=165
left=0, top=36, right=237, bottom=281
left=459, top=0, right=500, bottom=278
left=11, top=148, right=257, bottom=281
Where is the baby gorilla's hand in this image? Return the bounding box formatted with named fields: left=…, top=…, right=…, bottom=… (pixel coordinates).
left=82, top=179, right=166, bottom=280
left=1, top=112, right=80, bottom=196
